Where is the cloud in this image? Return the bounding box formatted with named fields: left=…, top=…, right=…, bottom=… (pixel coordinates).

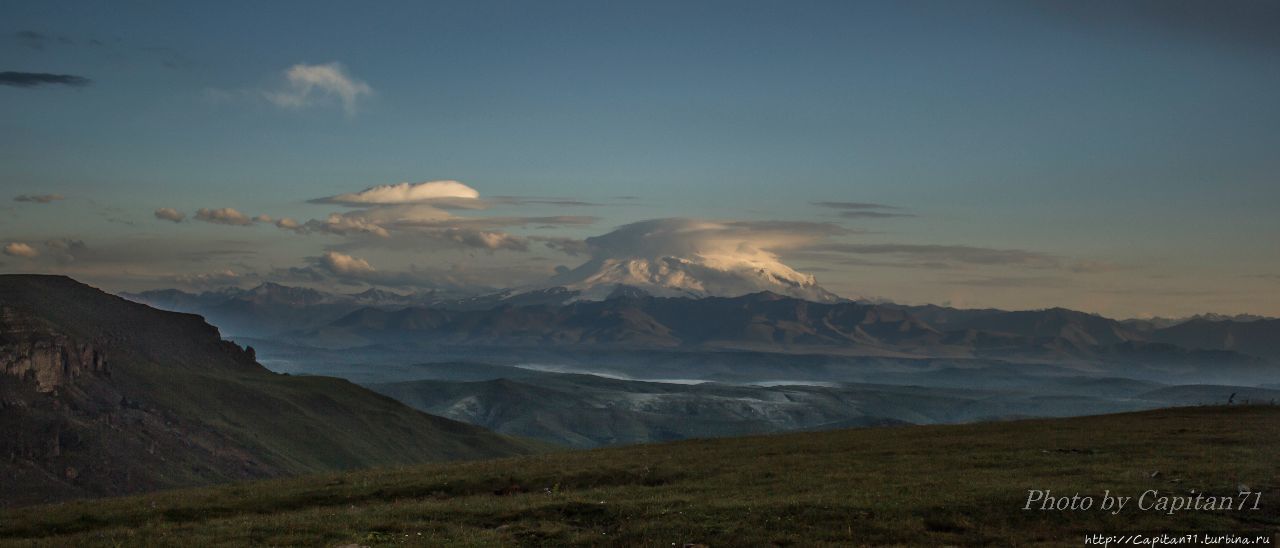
left=800, top=243, right=1061, bottom=269
left=534, top=236, right=590, bottom=256
left=3, top=242, right=39, bottom=258
left=583, top=218, right=847, bottom=260
left=812, top=201, right=914, bottom=219
left=274, top=251, right=472, bottom=290
left=540, top=218, right=847, bottom=300
left=318, top=251, right=374, bottom=275
left=837, top=211, right=915, bottom=219
left=393, top=214, right=599, bottom=231
left=14, top=30, right=74, bottom=50
left=0, top=71, right=91, bottom=88
left=1028, top=1, right=1280, bottom=51
left=437, top=228, right=528, bottom=252
left=1068, top=260, right=1122, bottom=274
left=154, top=207, right=186, bottom=222
left=301, top=213, right=391, bottom=238
left=44, top=238, right=86, bottom=252
left=170, top=269, right=243, bottom=289
left=944, top=275, right=1068, bottom=288
left=300, top=181, right=595, bottom=252
left=44, top=238, right=87, bottom=263
left=812, top=201, right=902, bottom=211
left=275, top=217, right=301, bottom=230
left=264, top=62, right=373, bottom=116
left=490, top=196, right=602, bottom=207
left=14, top=193, right=65, bottom=203
left=313, top=180, right=481, bottom=206
left=301, top=213, right=530, bottom=251
left=194, top=207, right=255, bottom=226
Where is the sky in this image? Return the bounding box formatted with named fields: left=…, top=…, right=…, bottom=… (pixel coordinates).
left=2, top=0, right=1278, bottom=318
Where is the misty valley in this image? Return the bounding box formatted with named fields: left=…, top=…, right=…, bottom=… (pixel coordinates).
left=131, top=281, right=1280, bottom=449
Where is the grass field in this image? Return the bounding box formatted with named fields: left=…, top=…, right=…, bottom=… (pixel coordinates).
left=2, top=406, right=1277, bottom=546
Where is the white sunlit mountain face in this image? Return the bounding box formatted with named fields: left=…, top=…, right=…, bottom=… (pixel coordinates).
left=542, top=218, right=843, bottom=302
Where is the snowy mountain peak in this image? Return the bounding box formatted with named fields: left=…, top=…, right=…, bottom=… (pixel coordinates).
left=537, top=218, right=844, bottom=303
left=547, top=255, right=840, bottom=302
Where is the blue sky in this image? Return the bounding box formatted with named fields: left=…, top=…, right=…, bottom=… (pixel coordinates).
left=2, top=0, right=1278, bottom=317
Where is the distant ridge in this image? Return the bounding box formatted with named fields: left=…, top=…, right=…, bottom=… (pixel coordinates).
left=120, top=281, right=1280, bottom=365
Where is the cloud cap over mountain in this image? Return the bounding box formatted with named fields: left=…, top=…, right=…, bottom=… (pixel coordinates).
left=546, top=218, right=843, bottom=301
left=313, top=180, right=480, bottom=206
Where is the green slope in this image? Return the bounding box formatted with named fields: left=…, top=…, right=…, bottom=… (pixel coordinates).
left=2, top=406, right=1276, bottom=546
left=0, top=275, right=540, bottom=506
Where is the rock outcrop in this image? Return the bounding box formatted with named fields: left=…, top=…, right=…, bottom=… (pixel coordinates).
left=0, top=306, right=107, bottom=392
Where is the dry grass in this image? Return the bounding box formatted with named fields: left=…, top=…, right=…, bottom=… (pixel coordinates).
left=2, top=406, right=1277, bottom=546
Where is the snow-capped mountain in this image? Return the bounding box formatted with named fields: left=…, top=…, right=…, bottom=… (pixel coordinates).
left=529, top=218, right=845, bottom=303
left=544, top=256, right=841, bottom=302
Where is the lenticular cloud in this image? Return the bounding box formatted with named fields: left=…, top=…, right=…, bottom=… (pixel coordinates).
left=314, top=180, right=481, bottom=206
left=546, top=218, right=843, bottom=301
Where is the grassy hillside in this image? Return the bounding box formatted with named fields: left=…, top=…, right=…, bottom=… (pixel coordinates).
left=0, top=275, right=539, bottom=506
left=2, top=406, right=1276, bottom=546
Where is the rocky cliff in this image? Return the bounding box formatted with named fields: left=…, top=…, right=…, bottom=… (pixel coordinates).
left=0, top=274, right=538, bottom=507
left=1, top=306, right=107, bottom=392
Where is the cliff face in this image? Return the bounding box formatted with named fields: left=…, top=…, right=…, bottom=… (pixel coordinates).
left=0, top=306, right=107, bottom=392
left=0, top=274, right=537, bottom=508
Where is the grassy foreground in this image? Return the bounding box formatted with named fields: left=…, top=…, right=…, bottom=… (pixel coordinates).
left=2, top=406, right=1277, bottom=546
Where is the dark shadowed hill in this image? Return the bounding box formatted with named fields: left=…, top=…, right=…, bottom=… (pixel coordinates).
left=0, top=275, right=539, bottom=507
left=1151, top=318, right=1280, bottom=362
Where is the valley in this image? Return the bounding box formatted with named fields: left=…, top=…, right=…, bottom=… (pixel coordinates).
left=125, top=281, right=1280, bottom=451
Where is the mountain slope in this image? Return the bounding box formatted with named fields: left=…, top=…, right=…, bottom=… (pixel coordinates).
left=1151, top=318, right=1280, bottom=362
left=921, top=306, right=1143, bottom=347
left=368, top=369, right=1159, bottom=448
left=2, top=406, right=1275, bottom=546
left=546, top=257, right=841, bottom=302
left=0, top=275, right=538, bottom=506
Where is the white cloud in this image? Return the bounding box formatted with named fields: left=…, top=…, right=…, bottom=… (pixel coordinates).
left=319, top=251, right=375, bottom=275
left=172, top=269, right=242, bottom=289
left=582, top=218, right=845, bottom=261
left=195, top=207, right=255, bottom=226
left=3, top=242, right=39, bottom=258
left=438, top=228, right=528, bottom=251
left=264, top=62, right=373, bottom=116
left=298, top=180, right=598, bottom=253
left=303, top=213, right=391, bottom=238
left=154, top=207, right=186, bottom=222
left=274, top=251, right=467, bottom=290
left=314, top=180, right=480, bottom=206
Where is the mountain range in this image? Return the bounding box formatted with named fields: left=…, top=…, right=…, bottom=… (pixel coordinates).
left=6, top=274, right=1276, bottom=506
left=124, top=280, right=1274, bottom=361
left=246, top=289, right=1272, bottom=368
